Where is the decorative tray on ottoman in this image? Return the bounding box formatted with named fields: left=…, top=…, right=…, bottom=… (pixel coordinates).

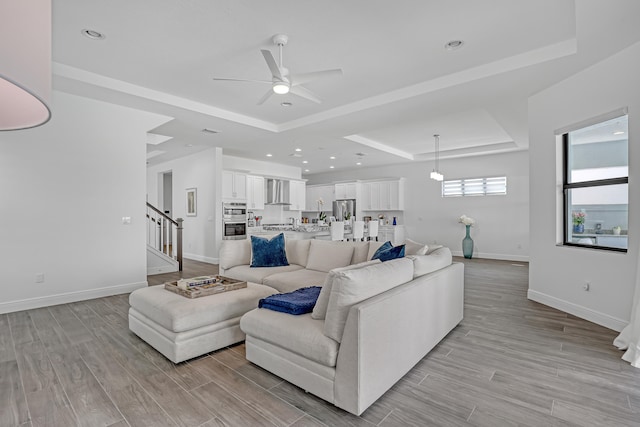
left=164, top=275, right=247, bottom=299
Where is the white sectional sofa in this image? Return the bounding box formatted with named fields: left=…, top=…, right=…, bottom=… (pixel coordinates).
left=220, top=237, right=464, bottom=415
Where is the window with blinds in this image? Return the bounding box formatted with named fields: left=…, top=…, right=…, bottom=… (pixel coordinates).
left=442, top=176, right=507, bottom=197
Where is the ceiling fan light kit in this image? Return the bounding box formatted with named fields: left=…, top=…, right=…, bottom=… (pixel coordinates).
left=213, top=34, right=342, bottom=105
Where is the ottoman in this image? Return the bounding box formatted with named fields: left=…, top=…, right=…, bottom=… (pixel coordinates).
left=128, top=282, right=277, bottom=363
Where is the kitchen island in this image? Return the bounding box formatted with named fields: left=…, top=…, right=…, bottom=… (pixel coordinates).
left=248, top=225, right=332, bottom=240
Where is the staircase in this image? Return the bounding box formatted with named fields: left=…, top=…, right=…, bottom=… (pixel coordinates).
left=146, top=203, right=183, bottom=275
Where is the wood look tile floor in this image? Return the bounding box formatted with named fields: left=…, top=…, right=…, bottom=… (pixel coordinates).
left=2, top=258, right=640, bottom=426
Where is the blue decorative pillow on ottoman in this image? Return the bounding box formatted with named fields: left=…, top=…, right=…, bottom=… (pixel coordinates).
left=372, top=241, right=405, bottom=262
left=250, top=232, right=289, bottom=267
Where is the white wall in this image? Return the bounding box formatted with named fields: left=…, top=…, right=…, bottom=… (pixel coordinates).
left=306, top=150, right=530, bottom=261
left=0, top=91, right=166, bottom=313
left=528, top=41, right=640, bottom=331
left=147, top=148, right=221, bottom=264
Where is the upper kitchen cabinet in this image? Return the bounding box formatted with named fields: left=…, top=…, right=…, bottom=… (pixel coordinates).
left=305, top=184, right=335, bottom=211
left=246, top=175, right=265, bottom=210
left=334, top=182, right=359, bottom=199
left=288, top=180, right=306, bottom=211
left=222, top=171, right=247, bottom=201
left=362, top=178, right=405, bottom=211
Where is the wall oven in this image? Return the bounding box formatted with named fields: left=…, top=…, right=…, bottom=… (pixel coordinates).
left=222, top=202, right=247, bottom=240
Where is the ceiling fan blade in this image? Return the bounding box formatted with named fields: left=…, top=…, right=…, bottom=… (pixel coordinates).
left=289, top=85, right=322, bottom=104
left=257, top=88, right=274, bottom=105
left=212, top=77, right=272, bottom=84
left=291, top=69, right=342, bottom=86
left=260, top=49, right=284, bottom=80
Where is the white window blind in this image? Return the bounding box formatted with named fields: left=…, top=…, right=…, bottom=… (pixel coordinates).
left=442, top=176, right=507, bottom=197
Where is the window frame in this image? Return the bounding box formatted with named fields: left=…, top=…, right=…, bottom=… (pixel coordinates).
left=562, top=133, right=628, bottom=252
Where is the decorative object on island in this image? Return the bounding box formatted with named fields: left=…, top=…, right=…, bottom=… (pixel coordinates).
left=430, top=134, right=444, bottom=181
left=613, top=226, right=622, bottom=235
left=458, top=214, right=476, bottom=259
left=572, top=211, right=585, bottom=233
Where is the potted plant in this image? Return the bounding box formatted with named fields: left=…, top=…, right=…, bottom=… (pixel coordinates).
left=613, top=226, right=622, bottom=235
left=572, top=211, right=585, bottom=233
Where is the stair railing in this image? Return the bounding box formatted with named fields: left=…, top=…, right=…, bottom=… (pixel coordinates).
left=146, top=202, right=183, bottom=271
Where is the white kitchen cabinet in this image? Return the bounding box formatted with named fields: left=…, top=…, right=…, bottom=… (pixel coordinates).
left=335, top=182, right=358, bottom=199
left=306, top=184, right=334, bottom=211
left=222, top=171, right=247, bottom=201
left=288, top=180, right=306, bottom=211
left=246, top=175, right=265, bottom=210
left=362, top=179, right=404, bottom=211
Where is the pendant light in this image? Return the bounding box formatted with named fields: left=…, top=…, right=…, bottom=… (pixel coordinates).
left=0, top=0, right=52, bottom=131
left=430, top=134, right=444, bottom=181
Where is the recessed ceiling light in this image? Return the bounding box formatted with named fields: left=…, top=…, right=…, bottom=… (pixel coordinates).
left=445, top=40, right=464, bottom=51
left=281, top=102, right=293, bottom=107
left=330, top=166, right=335, bottom=169
left=186, top=144, right=193, bottom=147
left=266, top=153, right=273, bottom=157
left=295, top=148, right=302, bottom=152
left=330, top=156, right=336, bottom=160
left=356, top=162, right=362, bottom=166
left=302, top=160, right=308, bottom=164
left=81, top=29, right=105, bottom=40
left=613, top=131, right=625, bottom=135
left=305, top=169, right=310, bottom=172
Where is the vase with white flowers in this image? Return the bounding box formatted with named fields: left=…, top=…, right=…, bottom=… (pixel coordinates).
left=316, top=198, right=326, bottom=223
left=458, top=215, right=476, bottom=259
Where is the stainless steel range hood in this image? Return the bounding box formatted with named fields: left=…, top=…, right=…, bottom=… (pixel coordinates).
left=266, top=179, right=291, bottom=205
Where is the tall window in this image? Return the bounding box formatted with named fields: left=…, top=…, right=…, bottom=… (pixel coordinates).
left=563, top=113, right=628, bottom=251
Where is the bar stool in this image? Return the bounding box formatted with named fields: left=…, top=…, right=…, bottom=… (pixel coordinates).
left=352, top=220, right=365, bottom=241
left=367, top=221, right=379, bottom=241
left=331, top=221, right=345, bottom=241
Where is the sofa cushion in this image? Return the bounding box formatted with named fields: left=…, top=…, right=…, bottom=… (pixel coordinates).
left=349, top=241, right=370, bottom=265
left=426, top=244, right=444, bottom=255
left=324, top=258, right=414, bottom=342
left=367, top=240, right=389, bottom=260
left=241, top=310, right=340, bottom=367
left=408, top=246, right=453, bottom=278
left=311, top=260, right=381, bottom=320
left=405, top=238, right=429, bottom=256
left=372, top=243, right=405, bottom=262
left=223, top=264, right=303, bottom=284
left=263, top=269, right=328, bottom=294
left=251, top=233, right=289, bottom=267
left=219, top=239, right=252, bottom=270
left=305, top=240, right=355, bottom=273
left=285, top=239, right=311, bottom=267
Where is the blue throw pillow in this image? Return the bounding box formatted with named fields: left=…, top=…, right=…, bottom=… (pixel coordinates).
left=372, top=242, right=405, bottom=262
left=371, top=241, right=392, bottom=260
left=250, top=233, right=289, bottom=267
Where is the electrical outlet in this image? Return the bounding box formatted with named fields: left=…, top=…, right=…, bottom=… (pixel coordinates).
left=35, top=273, right=45, bottom=283
left=583, top=281, right=590, bottom=291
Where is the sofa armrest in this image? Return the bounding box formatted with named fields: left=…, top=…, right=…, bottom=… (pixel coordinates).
left=333, top=262, right=464, bottom=415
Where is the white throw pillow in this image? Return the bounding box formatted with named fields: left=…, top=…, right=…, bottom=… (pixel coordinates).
left=408, top=246, right=452, bottom=278
left=311, top=259, right=381, bottom=320
left=405, top=238, right=429, bottom=256
left=219, top=239, right=251, bottom=270
left=323, top=258, right=414, bottom=342
left=305, top=240, right=355, bottom=273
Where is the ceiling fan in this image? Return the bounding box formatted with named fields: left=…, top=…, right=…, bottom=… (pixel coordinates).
left=213, top=34, right=342, bottom=105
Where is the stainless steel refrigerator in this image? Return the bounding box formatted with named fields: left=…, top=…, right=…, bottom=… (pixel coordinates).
left=333, top=199, right=356, bottom=221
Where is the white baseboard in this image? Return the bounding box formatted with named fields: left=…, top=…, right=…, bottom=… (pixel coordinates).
left=0, top=281, right=147, bottom=315
left=147, top=265, right=178, bottom=275
left=527, top=289, right=627, bottom=332
left=451, top=251, right=529, bottom=263
left=183, top=253, right=219, bottom=265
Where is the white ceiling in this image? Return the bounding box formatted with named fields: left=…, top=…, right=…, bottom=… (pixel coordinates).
left=51, top=0, right=640, bottom=175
